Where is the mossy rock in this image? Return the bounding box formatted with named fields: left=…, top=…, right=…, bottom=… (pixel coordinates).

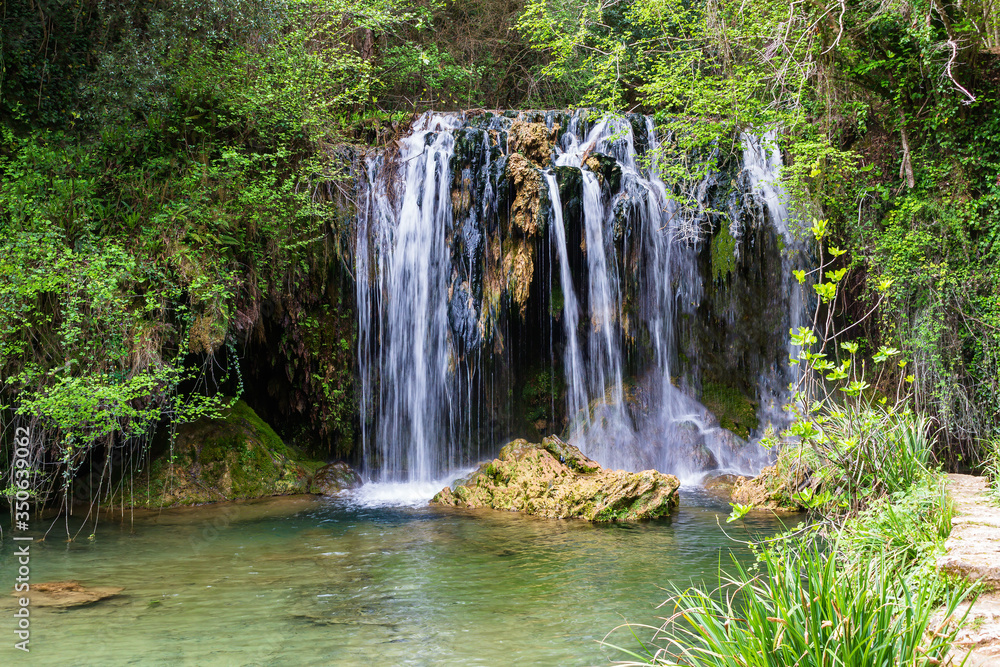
left=700, top=382, right=758, bottom=439
left=116, top=400, right=325, bottom=508
left=730, top=449, right=814, bottom=511
left=710, top=223, right=737, bottom=282
left=309, top=462, right=362, bottom=495
left=432, top=436, right=679, bottom=521
left=520, top=368, right=564, bottom=434
left=584, top=152, right=621, bottom=194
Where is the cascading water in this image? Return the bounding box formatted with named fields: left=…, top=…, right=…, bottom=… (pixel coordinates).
left=358, top=115, right=462, bottom=482
left=741, top=131, right=812, bottom=436
left=356, top=110, right=800, bottom=486
left=543, top=172, right=588, bottom=431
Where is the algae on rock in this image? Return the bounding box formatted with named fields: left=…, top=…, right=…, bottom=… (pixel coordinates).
left=117, top=400, right=325, bottom=508
left=310, top=461, right=362, bottom=495
left=432, top=436, right=680, bottom=521
left=700, top=381, right=759, bottom=439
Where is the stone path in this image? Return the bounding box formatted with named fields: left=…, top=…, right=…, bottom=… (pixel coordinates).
left=938, top=474, right=1000, bottom=665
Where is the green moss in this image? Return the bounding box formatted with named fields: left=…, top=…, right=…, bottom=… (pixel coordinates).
left=112, top=400, right=325, bottom=508
left=711, top=224, right=737, bottom=281
left=521, top=369, right=562, bottom=424
left=548, top=283, right=564, bottom=317
left=224, top=400, right=289, bottom=455
left=701, top=382, right=759, bottom=439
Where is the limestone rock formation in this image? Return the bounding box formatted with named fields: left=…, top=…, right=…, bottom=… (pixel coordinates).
left=431, top=436, right=680, bottom=521
left=501, top=152, right=543, bottom=315
left=508, top=120, right=555, bottom=165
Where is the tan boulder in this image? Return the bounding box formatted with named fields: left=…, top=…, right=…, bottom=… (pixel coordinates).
left=432, top=437, right=679, bottom=521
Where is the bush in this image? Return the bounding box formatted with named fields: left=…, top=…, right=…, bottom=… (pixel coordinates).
left=839, top=478, right=953, bottom=575
left=815, top=406, right=933, bottom=504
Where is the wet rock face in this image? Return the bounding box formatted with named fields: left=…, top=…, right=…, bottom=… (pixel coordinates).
left=505, top=153, right=543, bottom=237
left=502, top=153, right=543, bottom=315
left=309, top=462, right=362, bottom=495
left=431, top=436, right=680, bottom=521
left=508, top=120, right=555, bottom=165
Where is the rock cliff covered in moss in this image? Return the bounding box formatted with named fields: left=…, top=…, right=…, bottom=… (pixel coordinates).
left=431, top=436, right=680, bottom=521
left=116, top=400, right=327, bottom=508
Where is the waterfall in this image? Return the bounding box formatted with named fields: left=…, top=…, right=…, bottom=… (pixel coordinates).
left=358, top=115, right=462, bottom=481
left=356, top=111, right=798, bottom=484
left=543, top=172, right=588, bottom=435
left=741, top=131, right=810, bottom=439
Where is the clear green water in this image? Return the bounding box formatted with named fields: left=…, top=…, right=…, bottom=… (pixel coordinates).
left=1, top=490, right=787, bottom=666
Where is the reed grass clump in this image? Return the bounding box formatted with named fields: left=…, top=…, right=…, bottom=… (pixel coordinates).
left=605, top=538, right=972, bottom=667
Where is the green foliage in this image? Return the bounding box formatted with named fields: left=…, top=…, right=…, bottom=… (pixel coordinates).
left=605, top=537, right=973, bottom=667
left=0, top=0, right=372, bottom=507
left=982, top=436, right=1000, bottom=505
left=521, top=368, right=563, bottom=426
left=815, top=407, right=932, bottom=502
left=708, top=224, right=736, bottom=282
left=839, top=477, right=954, bottom=577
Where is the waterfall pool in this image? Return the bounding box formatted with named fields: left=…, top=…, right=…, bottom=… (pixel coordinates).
left=1, top=489, right=789, bottom=665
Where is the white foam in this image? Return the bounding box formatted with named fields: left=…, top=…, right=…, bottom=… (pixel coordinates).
left=345, top=469, right=476, bottom=508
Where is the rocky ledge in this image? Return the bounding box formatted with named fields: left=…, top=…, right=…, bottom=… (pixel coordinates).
left=431, top=437, right=680, bottom=521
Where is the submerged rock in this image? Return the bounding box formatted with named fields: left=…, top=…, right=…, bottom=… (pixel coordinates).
left=310, top=462, right=362, bottom=495
left=15, top=581, right=124, bottom=608
left=431, top=436, right=679, bottom=521
left=701, top=473, right=740, bottom=501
